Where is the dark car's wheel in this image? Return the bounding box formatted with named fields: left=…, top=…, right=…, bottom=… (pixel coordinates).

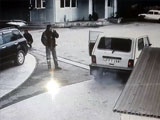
left=15, top=50, right=25, bottom=65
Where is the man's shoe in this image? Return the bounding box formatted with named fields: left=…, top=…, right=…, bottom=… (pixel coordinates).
left=55, top=67, right=62, bottom=70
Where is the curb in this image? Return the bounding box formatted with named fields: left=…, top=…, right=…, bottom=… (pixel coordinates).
left=21, top=20, right=111, bottom=30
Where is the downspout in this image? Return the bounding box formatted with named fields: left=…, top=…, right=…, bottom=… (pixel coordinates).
left=53, top=0, right=56, bottom=23
left=114, top=0, right=117, bottom=17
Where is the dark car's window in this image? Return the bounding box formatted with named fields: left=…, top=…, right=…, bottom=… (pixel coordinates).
left=12, top=30, right=23, bottom=40
left=98, top=37, right=132, bottom=52
left=3, top=32, right=13, bottom=43
left=0, top=35, right=3, bottom=45
left=3, top=30, right=23, bottom=43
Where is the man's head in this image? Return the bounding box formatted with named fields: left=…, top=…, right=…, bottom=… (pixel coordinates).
left=46, top=24, right=52, bottom=31
left=24, top=29, right=28, bottom=33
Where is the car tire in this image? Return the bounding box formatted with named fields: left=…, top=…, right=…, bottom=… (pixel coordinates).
left=15, top=50, right=25, bottom=65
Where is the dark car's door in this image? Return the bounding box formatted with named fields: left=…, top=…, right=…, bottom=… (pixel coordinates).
left=1, top=31, right=18, bottom=62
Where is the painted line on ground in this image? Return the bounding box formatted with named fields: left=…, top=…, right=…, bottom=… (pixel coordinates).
left=58, top=57, right=89, bottom=70
left=31, top=49, right=89, bottom=70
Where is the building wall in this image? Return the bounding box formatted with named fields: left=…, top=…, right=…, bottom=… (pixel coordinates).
left=55, top=0, right=79, bottom=22
left=30, top=0, right=88, bottom=23
left=30, top=0, right=54, bottom=24
left=30, top=9, right=47, bottom=23
left=30, top=0, right=110, bottom=23
left=121, top=114, right=159, bottom=120
left=54, top=0, right=89, bottom=22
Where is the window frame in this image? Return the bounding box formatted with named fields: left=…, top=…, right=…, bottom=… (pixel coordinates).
left=65, top=0, right=70, bottom=7
left=71, top=0, right=77, bottom=7
left=60, top=0, right=65, bottom=8
left=34, top=0, right=46, bottom=9
left=60, top=0, right=78, bottom=8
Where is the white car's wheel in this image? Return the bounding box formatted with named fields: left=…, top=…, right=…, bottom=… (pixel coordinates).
left=15, top=50, right=25, bottom=65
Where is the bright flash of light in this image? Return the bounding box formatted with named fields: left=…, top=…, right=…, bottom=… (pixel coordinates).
left=46, top=80, right=60, bottom=99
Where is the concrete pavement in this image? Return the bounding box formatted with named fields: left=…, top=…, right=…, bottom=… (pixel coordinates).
left=0, top=78, right=123, bottom=120
left=1, top=22, right=160, bottom=119
left=0, top=53, right=37, bottom=98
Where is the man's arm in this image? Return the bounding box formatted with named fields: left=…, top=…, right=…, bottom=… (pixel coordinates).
left=53, top=30, right=59, bottom=38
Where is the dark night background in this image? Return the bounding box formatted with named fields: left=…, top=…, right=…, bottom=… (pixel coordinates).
left=0, top=0, right=160, bottom=21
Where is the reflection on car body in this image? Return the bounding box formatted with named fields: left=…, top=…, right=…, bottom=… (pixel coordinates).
left=0, top=20, right=27, bottom=29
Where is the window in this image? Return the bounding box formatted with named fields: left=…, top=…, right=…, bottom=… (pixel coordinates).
left=2, top=31, right=23, bottom=43
left=108, top=0, right=113, bottom=7
left=98, top=37, right=132, bottom=52
left=61, top=0, right=64, bottom=8
left=34, top=0, right=46, bottom=9
left=72, top=0, right=77, bottom=7
left=138, top=38, right=144, bottom=50
left=60, top=0, right=77, bottom=8
left=65, top=0, right=70, bottom=7
left=3, top=32, right=13, bottom=43
left=12, top=30, right=23, bottom=40
left=42, top=0, right=46, bottom=7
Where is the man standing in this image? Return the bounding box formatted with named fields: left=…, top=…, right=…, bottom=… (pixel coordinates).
left=41, top=24, right=61, bottom=70
left=23, top=29, right=33, bottom=48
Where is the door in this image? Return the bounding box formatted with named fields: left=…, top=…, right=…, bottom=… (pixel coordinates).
left=89, top=30, right=103, bottom=56
left=2, top=31, right=18, bottom=62
left=143, top=36, right=151, bottom=47
left=135, top=37, right=145, bottom=63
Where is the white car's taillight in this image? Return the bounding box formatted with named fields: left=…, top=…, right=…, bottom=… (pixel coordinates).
left=128, top=59, right=134, bottom=68
left=91, top=55, right=96, bottom=63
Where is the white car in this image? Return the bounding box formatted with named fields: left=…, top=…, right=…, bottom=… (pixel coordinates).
left=89, top=31, right=152, bottom=77
left=138, top=10, right=160, bottom=22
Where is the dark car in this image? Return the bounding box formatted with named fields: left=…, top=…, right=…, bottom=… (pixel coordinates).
left=0, top=27, right=28, bottom=66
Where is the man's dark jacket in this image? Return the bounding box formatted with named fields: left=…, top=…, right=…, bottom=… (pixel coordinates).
left=41, top=30, right=59, bottom=48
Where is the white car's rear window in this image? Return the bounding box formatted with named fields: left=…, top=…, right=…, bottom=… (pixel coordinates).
left=98, top=37, right=132, bottom=52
